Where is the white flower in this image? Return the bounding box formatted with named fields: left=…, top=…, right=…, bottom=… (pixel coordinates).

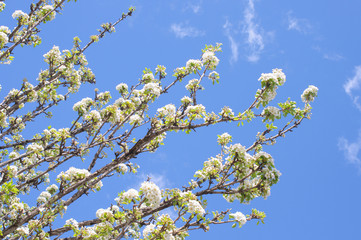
left=111, top=205, right=119, bottom=212
left=46, top=184, right=59, bottom=194
left=43, top=46, right=62, bottom=64
left=0, top=32, right=8, bottom=46
left=187, top=200, right=205, bottom=215
left=73, top=97, right=93, bottom=114
left=202, top=51, right=219, bottom=69
left=185, top=79, right=200, bottom=91
left=142, top=73, right=155, bottom=82
left=217, top=132, right=232, bottom=145
left=272, top=68, right=286, bottom=86
left=129, top=114, right=143, bottom=125
left=118, top=163, right=128, bottom=174
left=65, top=218, right=79, bottom=228
left=115, top=188, right=139, bottom=203
left=85, top=110, right=101, bottom=123
left=16, top=226, right=29, bottom=235
left=143, top=82, right=162, bottom=97
left=140, top=181, right=162, bottom=208
left=26, top=143, right=44, bottom=153
left=96, top=208, right=113, bottom=220
left=185, top=104, right=206, bottom=120
left=37, top=191, right=51, bottom=203
left=301, top=85, right=318, bottom=103
left=157, top=104, right=176, bottom=118
left=220, top=106, right=234, bottom=118
left=12, top=10, right=28, bottom=20
left=262, top=106, right=281, bottom=121
left=0, top=2, right=5, bottom=12
left=143, top=223, right=155, bottom=238
left=9, top=151, right=19, bottom=159
left=181, top=96, right=193, bottom=105
left=228, top=143, right=246, bottom=157
left=230, top=212, right=247, bottom=225
left=258, top=68, right=286, bottom=86
left=57, top=167, right=90, bottom=182
left=0, top=26, right=10, bottom=35
left=186, top=59, right=203, bottom=72
left=116, top=83, right=128, bottom=93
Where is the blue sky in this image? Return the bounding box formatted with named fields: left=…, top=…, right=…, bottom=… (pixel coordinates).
left=2, top=0, right=361, bottom=239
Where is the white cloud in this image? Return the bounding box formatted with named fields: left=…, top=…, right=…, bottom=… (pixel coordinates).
left=339, top=130, right=361, bottom=170
left=170, top=23, right=205, bottom=38
left=287, top=11, right=312, bottom=34
left=242, top=0, right=264, bottom=62
left=323, top=53, right=344, bottom=61
left=223, top=20, right=239, bottom=63
left=344, top=65, right=361, bottom=111
left=186, top=2, right=201, bottom=14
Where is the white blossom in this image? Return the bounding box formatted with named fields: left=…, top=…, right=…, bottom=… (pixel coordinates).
left=46, top=184, right=59, bottom=194
left=202, top=51, right=219, bottom=69
left=0, top=32, right=8, bottom=46
left=230, top=212, right=247, bottom=225
left=262, top=106, right=281, bottom=120
left=129, top=114, right=143, bottom=125
left=96, top=208, right=113, bottom=220
left=116, top=83, right=128, bottom=93
left=73, top=97, right=93, bottom=114
left=16, top=226, right=29, bottom=235
left=181, top=96, right=193, bottom=105
left=12, top=10, right=28, bottom=20
left=187, top=200, right=205, bottom=215
left=26, top=143, right=44, bottom=153
left=143, top=223, right=155, bottom=238
left=157, top=104, right=176, bottom=118
left=301, top=85, right=318, bottom=103
left=258, top=68, right=286, bottom=86
left=140, top=181, right=162, bottom=208
left=185, top=79, right=200, bottom=91
left=217, top=132, right=232, bottom=145
left=57, top=167, right=90, bottom=182
left=115, top=188, right=139, bottom=203
left=185, top=104, right=206, bottom=119
left=142, top=73, right=155, bottom=82
left=118, top=163, right=128, bottom=174
left=186, top=59, right=203, bottom=72
left=65, top=218, right=79, bottom=228
left=0, top=2, right=5, bottom=12
left=143, top=82, right=162, bottom=97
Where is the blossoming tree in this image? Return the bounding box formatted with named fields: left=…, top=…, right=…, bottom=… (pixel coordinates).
left=0, top=1, right=318, bottom=239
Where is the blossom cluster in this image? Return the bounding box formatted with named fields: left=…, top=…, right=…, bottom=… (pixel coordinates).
left=262, top=106, right=281, bottom=122
left=187, top=200, right=205, bottom=215
left=301, top=85, right=319, bottom=103
left=217, top=132, right=232, bottom=146
left=140, top=181, right=162, bottom=208
left=57, top=167, right=90, bottom=182
left=229, top=212, right=247, bottom=226
left=115, top=188, right=139, bottom=204
left=257, top=68, right=286, bottom=105
left=202, top=51, right=219, bottom=69
left=195, top=156, right=223, bottom=180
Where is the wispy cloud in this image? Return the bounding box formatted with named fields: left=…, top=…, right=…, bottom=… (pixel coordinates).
left=287, top=11, right=312, bottom=34
left=185, top=1, right=201, bottom=14
left=339, top=130, right=361, bottom=170
left=223, top=19, right=239, bottom=63
left=323, top=53, right=344, bottom=61
left=243, top=0, right=264, bottom=62
left=344, top=65, right=361, bottom=111
left=170, top=23, right=205, bottom=38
